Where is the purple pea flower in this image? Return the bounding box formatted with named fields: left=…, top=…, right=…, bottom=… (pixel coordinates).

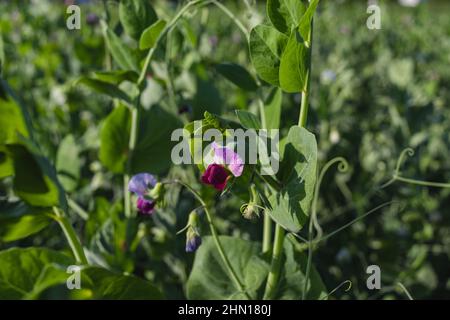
left=186, top=231, right=202, bottom=253
left=201, top=142, right=244, bottom=191
left=128, top=173, right=157, bottom=197
left=128, top=173, right=158, bottom=215
left=136, top=197, right=155, bottom=215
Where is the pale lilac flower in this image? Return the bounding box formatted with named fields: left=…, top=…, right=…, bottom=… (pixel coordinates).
left=128, top=173, right=157, bottom=197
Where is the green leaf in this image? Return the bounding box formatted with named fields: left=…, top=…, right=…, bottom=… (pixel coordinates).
left=93, top=70, right=139, bottom=85
left=0, top=213, right=51, bottom=243
left=7, top=141, right=65, bottom=208
left=0, top=145, right=13, bottom=178
left=298, top=0, right=319, bottom=42
left=267, top=0, right=307, bottom=35
left=0, top=248, right=163, bottom=299
left=269, top=126, right=317, bottom=232
left=99, top=104, right=131, bottom=174
left=0, top=247, right=74, bottom=299
left=132, top=105, right=183, bottom=174
left=186, top=236, right=326, bottom=300
left=0, top=98, right=29, bottom=144
left=139, top=19, right=167, bottom=50
left=119, top=0, right=158, bottom=40
left=264, top=87, right=282, bottom=129
left=100, top=104, right=182, bottom=174
left=249, top=24, right=288, bottom=86
left=275, top=237, right=327, bottom=299
left=102, top=22, right=139, bottom=72
left=76, top=77, right=132, bottom=103
left=235, top=110, right=261, bottom=129
left=82, top=267, right=163, bottom=299
left=215, top=63, right=258, bottom=92
left=279, top=29, right=309, bottom=93
left=56, top=135, right=81, bottom=192
left=186, top=236, right=262, bottom=299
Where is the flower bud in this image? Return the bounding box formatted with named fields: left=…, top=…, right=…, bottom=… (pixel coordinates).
left=241, top=203, right=260, bottom=220
left=185, top=211, right=202, bottom=252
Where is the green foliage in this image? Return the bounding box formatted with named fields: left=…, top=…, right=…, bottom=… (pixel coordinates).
left=267, top=0, right=307, bottom=35
left=119, top=0, right=158, bottom=41
left=187, top=236, right=326, bottom=299
left=140, top=20, right=167, bottom=50
left=235, top=110, right=261, bottom=129
left=99, top=104, right=131, bottom=173
left=249, top=24, right=288, bottom=86
left=270, top=126, right=317, bottom=233
left=102, top=22, right=139, bottom=71
left=215, top=63, right=258, bottom=92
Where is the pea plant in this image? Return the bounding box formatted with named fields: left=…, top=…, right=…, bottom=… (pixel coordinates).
left=0, top=0, right=388, bottom=300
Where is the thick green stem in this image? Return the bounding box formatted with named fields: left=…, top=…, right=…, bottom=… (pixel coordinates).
left=174, top=180, right=251, bottom=299
left=263, top=224, right=285, bottom=299
left=53, top=207, right=88, bottom=265
left=262, top=213, right=272, bottom=254
left=124, top=104, right=139, bottom=218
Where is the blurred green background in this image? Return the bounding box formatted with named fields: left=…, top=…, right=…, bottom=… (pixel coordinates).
left=0, top=0, right=449, bottom=299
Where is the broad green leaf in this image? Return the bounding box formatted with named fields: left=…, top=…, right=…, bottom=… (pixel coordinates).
left=102, top=22, right=139, bottom=72
left=267, top=0, right=307, bottom=35
left=119, top=0, right=158, bottom=40
left=100, top=104, right=182, bottom=174
left=76, top=77, right=132, bottom=103
left=0, top=96, right=29, bottom=178
left=132, top=105, right=183, bottom=174
left=82, top=267, right=163, bottom=299
left=0, top=214, right=51, bottom=243
left=93, top=70, right=139, bottom=85
left=139, top=19, right=167, bottom=50
left=0, top=145, right=13, bottom=178
left=269, top=126, right=317, bottom=232
left=279, top=29, right=309, bottom=93
left=249, top=24, right=288, bottom=86
left=99, top=104, right=131, bottom=174
left=186, top=236, right=262, bottom=299
left=275, top=237, right=327, bottom=299
left=235, top=110, right=261, bottom=129
left=8, top=141, right=65, bottom=208
left=56, top=135, right=81, bottom=192
left=215, top=63, right=258, bottom=92
left=0, top=247, right=74, bottom=299
left=0, top=98, right=29, bottom=144
left=264, top=87, right=282, bottom=129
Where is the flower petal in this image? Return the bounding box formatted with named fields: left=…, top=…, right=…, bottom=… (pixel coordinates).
left=136, top=197, right=156, bottom=215
left=212, top=142, right=244, bottom=177
left=128, top=173, right=157, bottom=197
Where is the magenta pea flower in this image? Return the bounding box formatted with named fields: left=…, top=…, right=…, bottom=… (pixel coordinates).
left=201, top=142, right=244, bottom=191
left=128, top=173, right=158, bottom=215
left=136, top=197, right=156, bottom=215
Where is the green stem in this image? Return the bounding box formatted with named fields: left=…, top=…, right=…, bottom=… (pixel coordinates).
left=263, top=224, right=285, bottom=299
left=262, top=213, right=272, bottom=254
left=264, top=19, right=315, bottom=300
left=53, top=207, right=88, bottom=265
left=124, top=103, right=139, bottom=218
left=67, top=197, right=89, bottom=220
left=174, top=180, right=251, bottom=299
